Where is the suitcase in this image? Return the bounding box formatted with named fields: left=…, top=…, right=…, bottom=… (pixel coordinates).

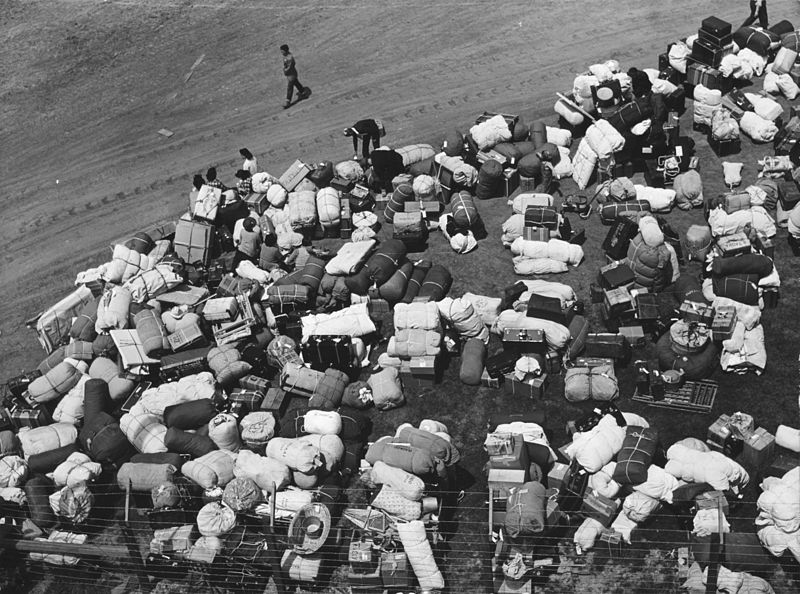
left=634, top=292, right=660, bottom=327
left=523, top=226, right=550, bottom=242
left=602, top=219, right=639, bottom=261
left=583, top=334, right=630, bottom=360
left=523, top=206, right=559, bottom=231
left=159, top=346, right=212, bottom=382
left=167, top=323, right=208, bottom=352
left=697, top=28, right=733, bottom=49
left=301, top=335, right=353, bottom=374
left=581, top=492, right=619, bottom=527
left=701, top=16, right=732, bottom=37
left=278, top=159, right=312, bottom=192
left=716, top=232, right=751, bottom=258
left=485, top=350, right=521, bottom=379
left=603, top=287, right=633, bottom=318
left=243, top=193, right=270, bottom=216
left=174, top=219, right=214, bottom=267
left=526, top=294, right=569, bottom=326
left=330, top=177, right=355, bottom=193
left=708, top=134, right=741, bottom=157
left=599, top=261, right=635, bottom=290
left=741, top=428, right=775, bottom=470
left=347, top=184, right=374, bottom=212
left=259, top=387, right=288, bottom=416
left=685, top=62, right=728, bottom=90
left=502, top=328, right=546, bottom=356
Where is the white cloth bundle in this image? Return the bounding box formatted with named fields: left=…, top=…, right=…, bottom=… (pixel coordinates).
left=397, top=520, right=445, bottom=591
left=545, top=126, right=572, bottom=147
left=707, top=205, right=776, bottom=238
left=744, top=92, right=783, bottom=121
left=208, top=414, right=242, bottom=452
left=105, top=244, right=157, bottom=284
left=234, top=449, right=291, bottom=491
left=775, top=73, right=800, bottom=100
left=197, top=501, right=236, bottom=537
left=565, top=415, right=626, bottom=473
left=300, top=302, right=376, bottom=340
left=740, top=111, right=779, bottom=142
left=266, top=437, right=323, bottom=474
left=130, top=372, right=216, bottom=418
left=437, top=297, right=489, bottom=343
left=315, top=187, right=340, bottom=228
left=193, top=184, right=222, bottom=221
left=334, top=160, right=364, bottom=182
left=638, top=215, right=664, bottom=247
left=551, top=146, right=573, bottom=179
left=0, top=456, right=27, bottom=488
left=574, top=517, right=605, bottom=551
left=738, top=48, right=767, bottom=77
left=95, top=285, right=132, bottom=332
left=19, top=423, right=78, bottom=459
left=501, top=213, right=525, bottom=247
left=571, top=137, right=598, bottom=190
left=572, top=74, right=599, bottom=99
left=303, top=410, right=342, bottom=436
left=235, top=260, right=271, bottom=284
left=297, top=434, right=343, bottom=473
left=28, top=361, right=82, bottom=404
left=633, top=185, right=675, bottom=213
left=52, top=374, right=90, bottom=425
left=123, top=264, right=183, bottom=304
left=461, top=292, right=502, bottom=326
left=325, top=240, right=376, bottom=276
left=370, top=460, right=425, bottom=501
left=492, top=310, right=571, bottom=350
left=668, top=41, right=691, bottom=73
left=394, top=301, right=441, bottom=332
left=51, top=452, right=101, bottom=488
left=775, top=426, right=800, bottom=453
left=287, top=190, right=318, bottom=230
left=183, top=450, right=236, bottom=489
left=623, top=491, right=662, bottom=523
left=720, top=53, right=755, bottom=79
left=513, top=256, right=569, bottom=275
left=469, top=115, right=511, bottom=150
left=631, top=465, right=680, bottom=502
left=517, top=280, right=576, bottom=309
left=371, top=485, right=421, bottom=521
left=588, top=462, right=621, bottom=499
left=665, top=443, right=749, bottom=491
left=756, top=467, right=800, bottom=534
left=720, top=322, right=767, bottom=374
left=120, top=413, right=168, bottom=454
left=584, top=119, right=625, bottom=160
left=439, top=214, right=478, bottom=253
left=510, top=237, right=583, bottom=265
left=395, top=144, right=436, bottom=167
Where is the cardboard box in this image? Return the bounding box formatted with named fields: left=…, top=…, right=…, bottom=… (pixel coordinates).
left=481, top=367, right=503, bottom=388
left=603, top=286, right=633, bottom=318
left=694, top=490, right=729, bottom=515
left=679, top=301, right=715, bottom=325
left=488, top=435, right=530, bottom=471
left=741, top=427, right=776, bottom=470
left=167, top=323, right=207, bottom=352
left=503, top=373, right=549, bottom=399
left=581, top=492, right=619, bottom=527
left=547, top=462, right=571, bottom=493
left=488, top=466, right=529, bottom=498
left=278, top=159, right=312, bottom=192
left=259, top=387, right=287, bottom=416
left=711, top=306, right=737, bottom=341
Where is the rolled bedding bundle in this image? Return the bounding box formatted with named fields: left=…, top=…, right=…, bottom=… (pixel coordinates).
left=396, top=520, right=444, bottom=591
left=27, top=361, right=82, bottom=404
left=469, top=115, right=512, bottom=150
left=27, top=443, right=80, bottom=475
left=504, top=481, right=547, bottom=537
left=120, top=413, right=168, bottom=454
left=387, top=329, right=441, bottom=358
left=234, top=449, right=291, bottom=491
left=459, top=338, right=486, bottom=386
left=370, top=460, right=425, bottom=501
left=104, top=244, right=156, bottom=284
left=565, top=414, right=627, bottom=473
left=401, top=260, right=432, bottom=303
left=512, top=192, right=554, bottom=213
left=450, top=191, right=481, bottom=230
left=308, top=369, right=349, bottom=411
left=394, top=301, right=441, bottom=332
left=266, top=437, right=323, bottom=475
left=123, top=264, right=183, bottom=304
left=476, top=159, right=505, bottom=200
left=287, top=190, right=318, bottom=231
left=665, top=443, right=749, bottom=492
left=300, top=302, right=376, bottom=340
left=711, top=254, right=773, bottom=278
left=163, top=399, right=218, bottom=430
left=87, top=356, right=135, bottom=402
left=379, top=260, right=413, bottom=303
left=492, top=310, right=570, bottom=349
left=366, top=436, right=442, bottom=478
left=571, top=137, right=598, bottom=190
left=417, top=264, right=453, bottom=301
left=52, top=374, right=91, bottom=425
left=345, top=239, right=407, bottom=295
left=95, top=285, right=132, bottom=333
left=297, top=256, right=326, bottom=295
left=207, top=345, right=252, bottom=388
left=70, top=298, right=99, bottom=342
left=315, top=187, right=340, bottom=228
left=744, top=91, right=783, bottom=121
left=367, top=368, right=404, bottom=410
left=0, top=455, right=27, bottom=488
left=133, top=309, right=169, bottom=357
left=437, top=297, right=489, bottom=342
left=585, top=119, right=625, bottom=159
left=740, top=111, right=779, bottom=142
left=711, top=274, right=760, bottom=306
left=517, top=280, right=576, bottom=309
left=563, top=363, right=619, bottom=402
left=396, top=424, right=459, bottom=466
left=51, top=452, right=101, bottom=488
left=633, top=185, right=675, bottom=213
left=280, top=362, right=324, bottom=398
left=510, top=237, right=584, bottom=266
left=19, top=423, right=79, bottom=459
left=673, top=170, right=704, bottom=210
left=334, top=160, right=364, bottom=182
left=182, top=450, right=236, bottom=490
left=395, top=144, right=436, bottom=167
left=462, top=292, right=502, bottom=326
left=164, top=426, right=217, bottom=458
left=264, top=283, right=313, bottom=309
left=708, top=206, right=776, bottom=239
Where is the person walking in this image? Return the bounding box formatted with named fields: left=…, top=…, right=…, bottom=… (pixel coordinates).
left=343, top=119, right=386, bottom=160
left=741, top=0, right=768, bottom=28
left=281, top=44, right=310, bottom=109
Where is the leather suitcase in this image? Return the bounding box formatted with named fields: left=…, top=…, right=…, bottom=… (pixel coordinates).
left=301, top=335, right=353, bottom=374
left=697, top=27, right=733, bottom=48
left=159, top=346, right=212, bottom=382
left=526, top=294, right=569, bottom=326
left=599, top=261, right=636, bottom=290
left=485, top=350, right=521, bottom=379
left=330, top=176, right=355, bottom=193
left=602, top=219, right=639, bottom=261
left=581, top=492, right=619, bottom=527
left=502, top=328, right=546, bottom=355
left=701, top=16, right=732, bottom=37
left=583, top=334, right=630, bottom=360
left=523, top=206, right=559, bottom=231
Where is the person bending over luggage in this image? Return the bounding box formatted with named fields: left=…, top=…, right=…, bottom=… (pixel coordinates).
left=235, top=169, right=252, bottom=198
left=344, top=119, right=385, bottom=160
left=240, top=148, right=258, bottom=176
left=741, top=0, right=768, bottom=28
left=234, top=217, right=261, bottom=265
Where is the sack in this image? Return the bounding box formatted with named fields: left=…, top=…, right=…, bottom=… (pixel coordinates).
left=367, top=368, right=404, bottom=410
left=163, top=399, right=218, bottom=430
left=505, top=481, right=547, bottom=537
left=117, top=462, right=178, bottom=491
left=182, top=450, right=236, bottom=489
left=564, top=364, right=619, bottom=402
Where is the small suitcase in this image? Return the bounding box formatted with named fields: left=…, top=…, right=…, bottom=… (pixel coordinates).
left=701, top=16, right=732, bottom=37
left=502, top=328, right=546, bottom=356
left=523, top=206, right=559, bottom=231
left=697, top=28, right=733, bottom=48
left=583, top=334, right=630, bottom=360
left=485, top=350, right=521, bottom=379
left=602, top=219, right=639, bottom=261
left=278, top=159, right=312, bottom=192
left=581, top=492, right=619, bottom=527
left=526, top=294, right=569, bottom=326
left=159, top=346, right=212, bottom=382
left=259, top=387, right=288, bottom=416
left=500, top=281, right=527, bottom=310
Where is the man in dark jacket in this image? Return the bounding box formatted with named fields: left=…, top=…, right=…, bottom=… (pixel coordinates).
left=741, top=0, right=768, bottom=28
left=343, top=119, right=386, bottom=160
left=281, top=44, right=310, bottom=109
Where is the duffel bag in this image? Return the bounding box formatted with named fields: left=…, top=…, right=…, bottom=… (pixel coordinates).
left=504, top=481, right=547, bottom=538
left=563, top=364, right=619, bottom=402
left=612, top=426, right=659, bottom=486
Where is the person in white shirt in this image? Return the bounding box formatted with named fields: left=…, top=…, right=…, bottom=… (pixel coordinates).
left=240, top=148, right=258, bottom=176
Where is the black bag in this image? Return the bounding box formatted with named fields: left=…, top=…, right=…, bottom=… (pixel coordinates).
left=584, top=333, right=631, bottom=360
left=80, top=413, right=133, bottom=464
left=163, top=399, right=218, bottom=430
left=309, top=161, right=334, bottom=188
left=526, top=294, right=569, bottom=326
left=701, top=16, right=732, bottom=37
left=604, top=215, right=639, bottom=258
left=485, top=350, right=520, bottom=379
left=6, top=370, right=42, bottom=400
left=27, top=443, right=81, bottom=474
left=240, top=343, right=269, bottom=375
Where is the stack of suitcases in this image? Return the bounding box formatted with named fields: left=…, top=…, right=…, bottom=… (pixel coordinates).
left=692, top=16, right=734, bottom=68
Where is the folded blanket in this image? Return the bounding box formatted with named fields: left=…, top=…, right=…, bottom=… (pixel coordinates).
left=325, top=240, right=376, bottom=276
left=387, top=329, right=442, bottom=358
left=124, top=265, right=183, bottom=304
left=571, top=137, right=598, bottom=190
left=300, top=302, right=376, bottom=340
left=585, top=119, right=625, bottom=159
left=633, top=185, right=675, bottom=213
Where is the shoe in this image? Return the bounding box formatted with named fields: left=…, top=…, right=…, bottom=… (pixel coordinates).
left=283, top=101, right=291, bottom=109
left=299, top=88, right=311, bottom=100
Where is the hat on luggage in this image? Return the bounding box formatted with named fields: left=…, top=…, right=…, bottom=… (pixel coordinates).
left=288, top=502, right=332, bottom=555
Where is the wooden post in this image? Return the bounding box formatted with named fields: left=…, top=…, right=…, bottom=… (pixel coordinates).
left=705, top=498, right=725, bottom=593
left=262, top=482, right=290, bottom=594
left=121, top=480, right=149, bottom=591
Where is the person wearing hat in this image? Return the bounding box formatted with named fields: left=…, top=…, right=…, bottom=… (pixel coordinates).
left=280, top=44, right=310, bottom=109
left=343, top=119, right=385, bottom=161
left=240, top=148, right=258, bottom=176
